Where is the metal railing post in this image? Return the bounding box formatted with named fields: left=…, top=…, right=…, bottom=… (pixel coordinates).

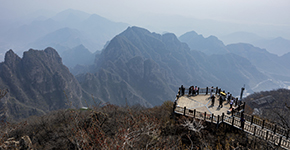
left=262, top=120, right=265, bottom=129
left=206, top=87, right=208, bottom=95
left=251, top=116, right=254, bottom=125
left=278, top=136, right=282, bottom=146
left=183, top=107, right=186, bottom=116
left=211, top=114, right=214, bottom=123
left=193, top=109, right=196, bottom=118
left=253, top=126, right=256, bottom=136
left=173, top=101, right=176, bottom=113
left=204, top=112, right=207, bottom=121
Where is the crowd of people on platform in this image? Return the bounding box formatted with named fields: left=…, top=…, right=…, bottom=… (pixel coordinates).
left=177, top=85, right=244, bottom=110
left=210, top=89, right=239, bottom=109
left=176, top=85, right=246, bottom=129
left=178, top=85, right=199, bottom=96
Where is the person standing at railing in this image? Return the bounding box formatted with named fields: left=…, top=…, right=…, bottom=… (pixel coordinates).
left=192, top=86, right=196, bottom=96
left=195, top=86, right=198, bottom=95
left=188, top=86, right=192, bottom=96
left=210, top=86, right=214, bottom=97
left=211, top=95, right=215, bottom=106
left=192, top=86, right=195, bottom=96
left=181, top=85, right=185, bottom=96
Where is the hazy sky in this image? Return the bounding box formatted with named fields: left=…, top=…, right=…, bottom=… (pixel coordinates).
left=0, top=0, right=290, bottom=38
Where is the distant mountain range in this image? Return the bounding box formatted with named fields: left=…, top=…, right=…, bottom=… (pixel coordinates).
left=1, top=26, right=274, bottom=121
left=1, top=10, right=290, bottom=121
left=179, top=31, right=229, bottom=55
left=179, top=31, right=290, bottom=92
left=76, top=27, right=272, bottom=107
left=0, top=9, right=129, bottom=61
left=220, top=31, right=290, bottom=56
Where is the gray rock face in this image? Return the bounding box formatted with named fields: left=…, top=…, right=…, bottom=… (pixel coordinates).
left=76, top=26, right=267, bottom=107
left=0, top=47, right=83, bottom=121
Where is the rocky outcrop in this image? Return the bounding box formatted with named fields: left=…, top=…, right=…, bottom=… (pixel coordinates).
left=0, top=48, right=83, bottom=121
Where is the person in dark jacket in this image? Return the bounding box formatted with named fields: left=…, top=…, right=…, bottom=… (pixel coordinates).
left=181, top=85, right=185, bottom=96
left=218, top=96, right=223, bottom=108
left=211, top=95, right=215, bottom=106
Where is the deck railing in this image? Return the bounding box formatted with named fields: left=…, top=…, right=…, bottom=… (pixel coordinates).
left=178, top=86, right=220, bottom=96
left=174, top=104, right=290, bottom=149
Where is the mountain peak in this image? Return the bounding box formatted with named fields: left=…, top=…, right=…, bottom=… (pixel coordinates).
left=179, top=31, right=202, bottom=40
left=207, top=35, right=225, bottom=45
left=184, top=31, right=199, bottom=36
left=4, top=50, right=21, bottom=67
left=74, top=44, right=86, bottom=49
left=162, top=33, right=179, bottom=43
left=122, top=26, right=151, bottom=35
left=44, top=47, right=62, bottom=62
left=0, top=47, right=83, bottom=120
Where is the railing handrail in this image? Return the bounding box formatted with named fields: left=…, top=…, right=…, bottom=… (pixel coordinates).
left=177, top=86, right=286, bottom=137
left=174, top=105, right=290, bottom=149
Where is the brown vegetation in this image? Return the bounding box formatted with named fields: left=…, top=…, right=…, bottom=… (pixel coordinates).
left=0, top=100, right=279, bottom=149
left=244, top=88, right=290, bottom=129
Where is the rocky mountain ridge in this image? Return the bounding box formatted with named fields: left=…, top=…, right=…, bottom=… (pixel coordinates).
left=76, top=26, right=269, bottom=107
left=0, top=48, right=84, bottom=121
left=1, top=26, right=290, bottom=121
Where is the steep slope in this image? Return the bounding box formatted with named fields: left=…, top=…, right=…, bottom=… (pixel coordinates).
left=0, top=48, right=84, bottom=121
left=76, top=27, right=267, bottom=107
